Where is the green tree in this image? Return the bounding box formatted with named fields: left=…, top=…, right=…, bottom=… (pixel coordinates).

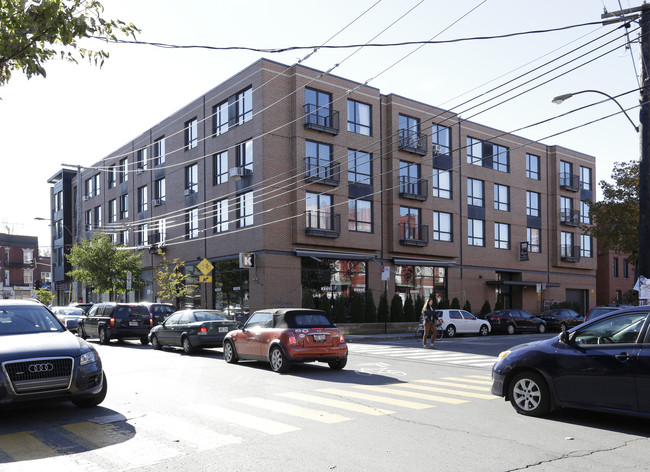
left=319, top=294, right=332, bottom=321
left=390, top=294, right=404, bottom=322
left=480, top=300, right=492, bottom=317
left=66, top=232, right=145, bottom=297
left=377, top=291, right=389, bottom=323
left=463, top=300, right=472, bottom=313
left=403, top=296, right=415, bottom=321
left=584, top=161, right=639, bottom=261
left=0, top=0, right=139, bottom=86
left=302, top=289, right=315, bottom=309
left=451, top=297, right=460, bottom=309
left=364, top=290, right=377, bottom=323
left=349, top=292, right=364, bottom=323
left=153, top=251, right=197, bottom=309
left=333, top=295, right=347, bottom=324
left=438, top=299, right=450, bottom=309
left=494, top=299, right=504, bottom=310
left=34, top=287, right=54, bottom=305
left=414, top=294, right=425, bottom=318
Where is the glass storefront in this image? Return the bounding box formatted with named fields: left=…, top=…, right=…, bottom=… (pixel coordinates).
left=212, top=259, right=249, bottom=323
left=301, top=258, right=367, bottom=300
left=394, top=265, right=446, bottom=301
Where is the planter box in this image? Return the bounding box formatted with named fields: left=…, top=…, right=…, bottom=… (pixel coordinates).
left=336, top=322, right=418, bottom=335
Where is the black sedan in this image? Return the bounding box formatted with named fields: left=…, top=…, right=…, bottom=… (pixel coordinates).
left=492, top=306, right=650, bottom=418
left=149, top=309, right=240, bottom=354
left=537, top=308, right=583, bottom=332
left=0, top=299, right=106, bottom=408
left=483, top=309, right=547, bottom=335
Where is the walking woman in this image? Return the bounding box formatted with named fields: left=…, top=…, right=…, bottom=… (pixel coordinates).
left=421, top=298, right=437, bottom=348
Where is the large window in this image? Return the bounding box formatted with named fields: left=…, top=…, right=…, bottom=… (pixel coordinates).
left=399, top=161, right=420, bottom=195
left=560, top=161, right=574, bottom=187
left=136, top=148, right=147, bottom=171
left=432, top=169, right=451, bottom=199
left=526, top=191, right=540, bottom=217
left=214, top=151, right=228, bottom=185
left=107, top=166, right=116, bottom=189
left=467, top=178, right=484, bottom=207
left=467, top=137, right=509, bottom=172
left=494, top=222, right=510, bottom=249
left=348, top=199, right=372, bottom=232
left=236, top=140, right=253, bottom=172
left=433, top=211, right=452, bottom=241
left=154, top=178, right=166, bottom=204
left=580, top=201, right=591, bottom=224
left=301, top=258, right=367, bottom=301
left=581, top=234, right=592, bottom=258
left=185, top=164, right=198, bottom=194
left=527, top=227, right=541, bottom=253
left=561, top=231, right=574, bottom=258
left=153, top=137, right=165, bottom=166
left=494, top=184, right=509, bottom=211
left=119, top=157, right=128, bottom=183
left=120, top=193, right=128, bottom=219
left=399, top=206, right=421, bottom=240
left=136, top=223, right=148, bottom=246
left=306, top=140, right=333, bottom=179
left=213, top=198, right=229, bottom=233
left=237, top=192, right=254, bottom=228
left=185, top=118, right=198, bottom=150
left=432, top=124, right=450, bottom=155
left=137, top=186, right=148, bottom=213
left=526, top=154, right=540, bottom=180
left=348, top=150, right=372, bottom=184
left=85, top=209, right=92, bottom=231
left=108, top=199, right=116, bottom=223
left=398, top=114, right=421, bottom=148
left=305, top=88, right=333, bottom=128
left=347, top=99, right=371, bottom=135
left=213, top=87, right=252, bottom=135
left=185, top=207, right=199, bottom=239
left=468, top=219, right=485, bottom=246
left=580, top=166, right=592, bottom=191
left=613, top=257, right=619, bottom=278
left=94, top=206, right=101, bottom=228
left=306, top=192, right=333, bottom=230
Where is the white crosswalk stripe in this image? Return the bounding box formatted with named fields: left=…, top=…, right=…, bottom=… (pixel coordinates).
left=348, top=344, right=497, bottom=368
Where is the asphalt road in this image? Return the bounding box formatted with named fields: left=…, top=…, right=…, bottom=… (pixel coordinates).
left=1, top=333, right=649, bottom=472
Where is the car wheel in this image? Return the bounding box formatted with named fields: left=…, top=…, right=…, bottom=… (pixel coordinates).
left=73, top=372, right=108, bottom=408
left=560, top=323, right=567, bottom=332
left=151, top=334, right=162, bottom=350
left=182, top=336, right=194, bottom=354
left=99, top=327, right=110, bottom=345
left=509, top=371, right=550, bottom=417
left=140, top=336, right=149, bottom=345
left=269, top=345, right=290, bottom=373
left=445, top=325, right=456, bottom=338
left=538, top=323, right=546, bottom=334
left=223, top=340, right=238, bottom=364
left=506, top=323, right=516, bottom=335
left=328, top=357, right=347, bottom=370
left=479, top=325, right=489, bottom=336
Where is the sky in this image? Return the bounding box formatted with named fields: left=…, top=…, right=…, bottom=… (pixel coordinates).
left=0, top=0, right=642, bottom=254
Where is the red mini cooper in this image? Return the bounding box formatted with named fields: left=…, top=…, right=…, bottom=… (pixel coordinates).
left=222, top=308, right=347, bottom=373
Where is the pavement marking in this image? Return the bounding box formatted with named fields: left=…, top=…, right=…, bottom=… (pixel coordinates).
left=442, top=376, right=493, bottom=385
left=318, top=388, right=434, bottom=410
left=276, top=392, right=395, bottom=415
left=0, top=431, right=58, bottom=462
left=185, top=404, right=300, bottom=435
left=235, top=397, right=352, bottom=424
left=401, top=381, right=496, bottom=400
left=415, top=379, right=491, bottom=392
left=353, top=385, right=468, bottom=405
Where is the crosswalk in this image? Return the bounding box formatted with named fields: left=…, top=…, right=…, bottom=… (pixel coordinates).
left=0, top=375, right=494, bottom=471
left=349, top=344, right=498, bottom=368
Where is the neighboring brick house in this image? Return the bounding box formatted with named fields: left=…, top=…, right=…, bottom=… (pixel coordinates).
left=0, top=233, right=50, bottom=299
left=596, top=241, right=636, bottom=305
left=46, top=58, right=597, bottom=315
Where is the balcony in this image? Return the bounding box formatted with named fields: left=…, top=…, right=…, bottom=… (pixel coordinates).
left=303, top=104, right=339, bottom=135
left=398, top=222, right=429, bottom=247
left=560, top=173, right=579, bottom=192
left=305, top=211, right=340, bottom=238
left=398, top=130, right=427, bottom=155
left=305, top=158, right=340, bottom=186
left=399, top=177, right=428, bottom=201
left=560, top=245, right=581, bottom=262
left=560, top=209, right=580, bottom=227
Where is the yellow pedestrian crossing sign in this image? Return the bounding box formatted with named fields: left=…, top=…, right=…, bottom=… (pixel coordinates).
left=197, top=258, right=214, bottom=275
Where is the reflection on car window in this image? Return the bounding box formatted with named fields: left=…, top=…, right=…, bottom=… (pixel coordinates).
left=0, top=307, right=64, bottom=335
left=290, top=314, right=333, bottom=328
left=450, top=311, right=462, bottom=319
left=574, top=312, right=648, bottom=345
left=194, top=311, right=228, bottom=322
left=461, top=311, right=475, bottom=320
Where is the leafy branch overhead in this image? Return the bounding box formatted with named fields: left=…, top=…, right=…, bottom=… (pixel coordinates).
left=0, top=0, right=139, bottom=85
left=153, top=250, right=197, bottom=305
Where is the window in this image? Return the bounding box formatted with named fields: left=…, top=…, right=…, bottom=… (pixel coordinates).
left=580, top=201, right=591, bottom=224
left=561, top=231, right=574, bottom=258
left=561, top=196, right=573, bottom=224
left=154, top=178, right=166, bottom=203
left=108, top=166, right=116, bottom=189
left=237, top=192, right=254, bottom=228
left=527, top=227, right=541, bottom=253
left=213, top=87, right=254, bottom=135
left=467, top=137, right=509, bottom=172
left=136, top=223, right=148, bottom=246
left=23, top=249, right=33, bottom=265
left=494, top=184, right=509, bottom=211
left=93, top=174, right=101, bottom=196
left=23, top=269, right=33, bottom=285
left=580, top=234, right=592, bottom=258
left=94, top=206, right=102, bottom=228
left=120, top=194, right=129, bottom=219
left=467, top=178, right=484, bottom=207
left=4, top=270, right=8, bottom=286
left=623, top=259, right=629, bottom=279
left=85, top=174, right=101, bottom=198
left=84, top=177, right=92, bottom=198
left=185, top=118, right=198, bottom=150
left=306, top=192, right=333, bottom=230
left=136, top=148, right=147, bottom=171
left=432, top=124, right=450, bottom=155
left=108, top=199, right=116, bottom=223
left=234, top=87, right=253, bottom=125
left=156, top=219, right=167, bottom=244
left=85, top=209, right=92, bottom=231
left=236, top=140, right=253, bottom=172
left=120, top=229, right=129, bottom=246
left=613, top=257, right=619, bottom=278
left=185, top=207, right=199, bottom=239
left=399, top=206, right=421, bottom=240
left=137, top=186, right=148, bottom=213
left=526, top=191, right=540, bottom=217
left=347, top=99, right=371, bottom=135
left=306, top=140, right=333, bottom=179
left=560, top=160, right=573, bottom=187
left=185, top=164, right=198, bottom=194
left=119, top=157, right=128, bottom=183
left=468, top=219, right=485, bottom=246
left=214, top=151, right=228, bottom=185
left=348, top=150, right=372, bottom=184
left=432, top=168, right=451, bottom=199
left=399, top=161, right=419, bottom=195
left=433, top=211, right=452, bottom=241
left=526, top=153, right=540, bottom=180
left=495, top=223, right=510, bottom=249
left=580, top=166, right=592, bottom=191
left=213, top=101, right=229, bottom=136
left=398, top=114, right=421, bottom=149
left=305, top=88, right=333, bottom=128
left=213, top=198, right=229, bottom=233
left=153, top=137, right=165, bottom=166
left=348, top=199, right=372, bottom=232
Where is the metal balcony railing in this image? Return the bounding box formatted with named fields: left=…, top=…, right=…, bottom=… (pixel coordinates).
left=399, top=176, right=428, bottom=201
left=560, top=209, right=580, bottom=227
left=304, top=158, right=340, bottom=186
left=305, top=211, right=340, bottom=238
left=560, top=245, right=581, bottom=262
left=560, top=172, right=579, bottom=192
left=304, top=104, right=340, bottom=135
left=398, top=222, right=429, bottom=247
left=398, top=130, right=427, bottom=155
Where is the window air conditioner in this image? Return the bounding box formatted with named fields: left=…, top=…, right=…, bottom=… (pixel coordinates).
left=229, top=167, right=245, bottom=179
left=152, top=199, right=162, bottom=207
left=184, top=189, right=194, bottom=196
left=82, top=196, right=90, bottom=201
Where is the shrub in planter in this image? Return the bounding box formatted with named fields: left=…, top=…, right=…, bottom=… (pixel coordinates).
left=364, top=290, right=377, bottom=323
left=333, top=295, right=347, bottom=324
left=350, top=292, right=364, bottom=323
left=451, top=297, right=460, bottom=309
left=438, top=299, right=450, bottom=309
left=320, top=294, right=332, bottom=321
left=390, top=294, right=405, bottom=322
left=494, top=299, right=504, bottom=310
left=404, top=296, right=415, bottom=322
left=302, top=289, right=315, bottom=309
left=463, top=300, right=472, bottom=313
left=480, top=300, right=491, bottom=318
left=415, top=294, right=425, bottom=318
left=377, top=291, right=389, bottom=323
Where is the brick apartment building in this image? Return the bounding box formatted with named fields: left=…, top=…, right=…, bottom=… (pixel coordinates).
left=46, top=58, right=597, bottom=315
left=596, top=241, right=636, bottom=305
left=0, top=233, right=50, bottom=299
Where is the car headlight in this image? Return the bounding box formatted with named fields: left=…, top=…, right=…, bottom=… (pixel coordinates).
left=80, top=349, right=98, bottom=366
left=497, top=350, right=511, bottom=361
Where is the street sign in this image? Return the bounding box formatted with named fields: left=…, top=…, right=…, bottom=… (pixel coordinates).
left=199, top=275, right=212, bottom=283
left=197, top=258, right=214, bottom=275
left=239, top=252, right=255, bottom=268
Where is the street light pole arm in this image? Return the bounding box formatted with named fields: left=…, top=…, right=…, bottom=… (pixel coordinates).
left=552, top=89, right=639, bottom=132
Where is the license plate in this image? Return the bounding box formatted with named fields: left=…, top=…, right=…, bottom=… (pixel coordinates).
left=313, top=334, right=326, bottom=342
left=129, top=321, right=138, bottom=326
left=219, top=327, right=228, bottom=332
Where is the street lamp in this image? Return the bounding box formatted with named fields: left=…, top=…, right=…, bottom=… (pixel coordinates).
left=551, top=89, right=639, bottom=132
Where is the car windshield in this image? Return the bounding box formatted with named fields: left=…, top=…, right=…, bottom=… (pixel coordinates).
left=114, top=306, right=150, bottom=319
left=55, top=308, right=84, bottom=317
left=285, top=313, right=333, bottom=328
left=193, top=311, right=229, bottom=322
left=574, top=312, right=648, bottom=345
left=0, top=306, right=65, bottom=335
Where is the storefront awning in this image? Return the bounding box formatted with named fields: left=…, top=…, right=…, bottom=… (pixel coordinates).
left=294, top=248, right=377, bottom=260
left=486, top=280, right=560, bottom=287
left=393, top=257, right=456, bottom=267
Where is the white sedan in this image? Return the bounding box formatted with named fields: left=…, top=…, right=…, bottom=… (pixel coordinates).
left=418, top=309, right=491, bottom=338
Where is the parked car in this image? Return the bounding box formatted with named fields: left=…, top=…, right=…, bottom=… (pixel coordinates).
left=0, top=299, right=106, bottom=408
left=79, top=303, right=152, bottom=345
left=69, top=302, right=94, bottom=315
left=492, top=306, right=650, bottom=418
left=537, top=308, right=583, bottom=332
left=484, top=309, right=547, bottom=335
left=222, top=308, right=348, bottom=373
left=416, top=309, right=490, bottom=338
left=140, top=302, right=176, bottom=324
left=50, top=306, right=86, bottom=334
left=584, top=304, right=634, bottom=322
left=149, top=309, right=240, bottom=354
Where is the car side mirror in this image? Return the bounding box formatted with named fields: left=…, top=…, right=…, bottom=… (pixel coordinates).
left=237, top=323, right=244, bottom=330
left=559, top=330, right=570, bottom=344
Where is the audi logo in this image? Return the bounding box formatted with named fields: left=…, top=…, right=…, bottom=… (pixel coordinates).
left=28, top=363, right=54, bottom=373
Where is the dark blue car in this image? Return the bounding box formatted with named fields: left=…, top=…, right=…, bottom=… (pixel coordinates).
left=492, top=306, right=650, bottom=417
